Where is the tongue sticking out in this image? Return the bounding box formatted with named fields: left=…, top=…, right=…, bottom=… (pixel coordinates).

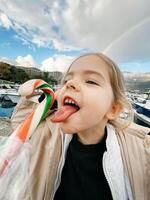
left=50, top=105, right=79, bottom=123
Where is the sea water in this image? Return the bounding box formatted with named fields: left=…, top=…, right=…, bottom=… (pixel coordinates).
left=0, top=106, right=14, bottom=118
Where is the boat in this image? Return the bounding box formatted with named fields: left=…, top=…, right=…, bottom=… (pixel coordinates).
left=132, top=93, right=150, bottom=128
left=0, top=93, right=20, bottom=108
left=0, top=87, right=20, bottom=118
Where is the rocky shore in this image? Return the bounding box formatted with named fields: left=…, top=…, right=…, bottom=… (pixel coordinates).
left=0, top=117, right=12, bottom=136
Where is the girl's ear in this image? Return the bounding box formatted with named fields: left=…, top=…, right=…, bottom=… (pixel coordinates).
left=106, top=102, right=123, bottom=120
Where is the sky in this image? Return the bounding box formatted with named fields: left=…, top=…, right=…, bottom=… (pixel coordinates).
left=0, top=0, right=150, bottom=73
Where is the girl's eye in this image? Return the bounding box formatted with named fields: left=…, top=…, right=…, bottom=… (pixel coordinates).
left=62, top=79, right=68, bottom=84
left=86, top=80, right=99, bottom=85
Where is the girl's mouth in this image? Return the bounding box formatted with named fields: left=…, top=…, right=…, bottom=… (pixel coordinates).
left=50, top=97, right=80, bottom=123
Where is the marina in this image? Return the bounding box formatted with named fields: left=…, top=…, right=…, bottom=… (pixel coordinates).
left=0, top=84, right=150, bottom=128
left=128, top=92, right=150, bottom=128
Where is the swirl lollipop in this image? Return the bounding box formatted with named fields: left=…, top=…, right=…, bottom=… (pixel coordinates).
left=0, top=79, right=56, bottom=176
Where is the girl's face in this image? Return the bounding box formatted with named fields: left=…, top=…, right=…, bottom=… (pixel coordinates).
left=56, top=55, right=115, bottom=134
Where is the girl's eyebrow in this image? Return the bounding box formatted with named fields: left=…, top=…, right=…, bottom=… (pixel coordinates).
left=66, top=70, right=106, bottom=81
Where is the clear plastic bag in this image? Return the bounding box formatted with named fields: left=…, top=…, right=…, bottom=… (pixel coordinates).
left=0, top=79, right=55, bottom=199
left=0, top=137, right=31, bottom=200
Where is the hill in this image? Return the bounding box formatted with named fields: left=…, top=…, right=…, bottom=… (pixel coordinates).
left=123, top=72, right=150, bottom=92
left=0, top=61, right=149, bottom=91
left=0, top=62, right=63, bottom=85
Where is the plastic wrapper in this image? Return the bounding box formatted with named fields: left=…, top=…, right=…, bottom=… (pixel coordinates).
left=0, top=137, right=31, bottom=200
left=0, top=79, right=55, bottom=199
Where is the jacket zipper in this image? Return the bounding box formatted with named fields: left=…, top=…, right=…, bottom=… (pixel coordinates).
left=50, top=134, right=72, bottom=200
left=102, top=152, right=118, bottom=200
left=45, top=133, right=65, bottom=200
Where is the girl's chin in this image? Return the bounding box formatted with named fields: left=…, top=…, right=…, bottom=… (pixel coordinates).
left=60, top=124, right=80, bottom=134
left=60, top=128, right=76, bottom=134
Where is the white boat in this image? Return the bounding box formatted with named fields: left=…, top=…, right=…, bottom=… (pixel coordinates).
left=0, top=88, right=20, bottom=108
left=132, top=93, right=150, bottom=128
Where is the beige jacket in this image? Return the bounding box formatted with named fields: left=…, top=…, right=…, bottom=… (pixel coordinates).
left=10, top=97, right=150, bottom=200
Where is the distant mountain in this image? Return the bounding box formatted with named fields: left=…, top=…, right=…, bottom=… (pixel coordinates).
left=0, top=61, right=149, bottom=91
left=123, top=71, right=150, bottom=81
left=0, top=62, right=63, bottom=85
left=123, top=72, right=150, bottom=92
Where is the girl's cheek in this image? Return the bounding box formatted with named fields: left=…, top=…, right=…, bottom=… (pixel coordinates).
left=55, top=88, right=64, bottom=105
left=55, top=89, right=61, bottom=100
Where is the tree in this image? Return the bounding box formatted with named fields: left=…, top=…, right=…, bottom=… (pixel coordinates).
left=43, top=72, right=49, bottom=83
left=10, top=66, right=29, bottom=83
left=0, top=62, right=11, bottom=80
left=47, top=75, right=58, bottom=86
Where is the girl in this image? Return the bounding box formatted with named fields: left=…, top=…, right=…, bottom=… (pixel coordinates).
left=11, top=53, right=150, bottom=200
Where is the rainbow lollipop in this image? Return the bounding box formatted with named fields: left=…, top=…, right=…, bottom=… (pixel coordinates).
left=0, top=79, right=55, bottom=176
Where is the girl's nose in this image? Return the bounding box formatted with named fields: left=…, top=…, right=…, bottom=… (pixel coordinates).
left=66, top=79, right=80, bottom=91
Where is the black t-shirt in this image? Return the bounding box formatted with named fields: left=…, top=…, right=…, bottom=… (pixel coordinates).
left=54, top=130, right=113, bottom=200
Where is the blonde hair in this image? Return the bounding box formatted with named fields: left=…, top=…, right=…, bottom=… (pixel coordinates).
left=62, top=53, right=133, bottom=131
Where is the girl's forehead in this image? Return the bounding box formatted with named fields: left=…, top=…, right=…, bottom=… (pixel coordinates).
left=67, top=55, right=110, bottom=77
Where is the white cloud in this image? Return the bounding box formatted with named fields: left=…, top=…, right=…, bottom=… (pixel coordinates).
left=0, top=12, right=12, bottom=29
left=120, top=61, right=150, bottom=73
left=41, top=54, right=74, bottom=72
left=16, top=55, right=37, bottom=68
left=52, top=39, right=80, bottom=51
left=0, top=57, right=17, bottom=65
left=0, top=0, right=150, bottom=64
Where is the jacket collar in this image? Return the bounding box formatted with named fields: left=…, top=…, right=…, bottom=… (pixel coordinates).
left=60, top=124, right=131, bottom=200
